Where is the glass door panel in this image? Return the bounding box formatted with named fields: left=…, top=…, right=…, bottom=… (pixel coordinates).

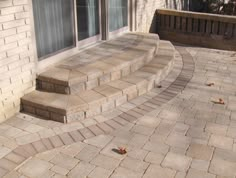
left=77, top=0, right=100, bottom=42
left=32, top=0, right=75, bottom=60
left=108, top=0, right=128, bottom=32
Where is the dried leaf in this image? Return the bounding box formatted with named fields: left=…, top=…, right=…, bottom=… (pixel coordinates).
left=211, top=98, right=225, bottom=105
left=118, top=147, right=127, bottom=155
left=206, top=83, right=214, bottom=86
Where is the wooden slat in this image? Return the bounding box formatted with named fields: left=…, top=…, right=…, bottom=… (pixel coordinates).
left=187, top=18, right=192, bottom=33
left=206, top=20, right=212, bottom=34
left=199, top=19, right=206, bottom=33
left=170, top=16, right=175, bottom=30
left=233, top=24, right=236, bottom=38
left=157, top=14, right=161, bottom=29
left=193, top=18, right=199, bottom=33
left=212, top=21, right=219, bottom=34
left=176, top=16, right=181, bottom=30
left=225, top=23, right=234, bottom=38
left=165, top=15, right=170, bottom=29
left=182, top=17, right=187, bottom=32
left=219, top=22, right=226, bottom=35
left=161, top=14, right=165, bottom=28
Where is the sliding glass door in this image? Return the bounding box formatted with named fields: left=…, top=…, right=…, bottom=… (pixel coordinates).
left=32, top=0, right=129, bottom=62
left=32, top=0, right=75, bottom=60
left=108, top=0, right=128, bottom=35
left=77, top=0, right=100, bottom=45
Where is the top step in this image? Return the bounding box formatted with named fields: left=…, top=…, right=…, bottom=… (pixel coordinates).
left=37, top=33, right=159, bottom=94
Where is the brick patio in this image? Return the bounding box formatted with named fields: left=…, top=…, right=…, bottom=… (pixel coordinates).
left=0, top=44, right=236, bottom=177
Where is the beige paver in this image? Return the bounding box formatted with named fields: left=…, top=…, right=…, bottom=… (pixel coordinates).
left=162, top=152, right=192, bottom=172
left=186, top=169, right=216, bottom=178
left=50, top=153, right=79, bottom=170
left=68, top=161, right=95, bottom=178
left=143, top=164, right=176, bottom=178
left=187, top=143, right=214, bottom=160
left=209, top=135, right=233, bottom=150
left=144, top=151, right=165, bottom=164
left=88, top=167, right=112, bottom=178
left=18, top=158, right=53, bottom=178
left=90, top=154, right=120, bottom=171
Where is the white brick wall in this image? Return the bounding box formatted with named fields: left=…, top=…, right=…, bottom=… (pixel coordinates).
left=0, top=0, right=36, bottom=122
left=136, top=0, right=166, bottom=32
left=135, top=0, right=187, bottom=32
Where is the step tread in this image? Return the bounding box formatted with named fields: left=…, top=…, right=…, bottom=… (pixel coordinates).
left=22, top=39, right=175, bottom=123
left=37, top=32, right=159, bottom=94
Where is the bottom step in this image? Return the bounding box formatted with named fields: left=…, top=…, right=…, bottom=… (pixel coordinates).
left=21, top=41, right=175, bottom=123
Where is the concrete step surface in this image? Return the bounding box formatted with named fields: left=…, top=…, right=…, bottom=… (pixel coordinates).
left=37, top=32, right=160, bottom=94
left=21, top=35, right=175, bottom=123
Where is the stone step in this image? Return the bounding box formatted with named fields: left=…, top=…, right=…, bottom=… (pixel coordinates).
left=21, top=40, right=176, bottom=123
left=37, top=32, right=160, bottom=94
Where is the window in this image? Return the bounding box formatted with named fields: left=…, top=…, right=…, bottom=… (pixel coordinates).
left=32, top=0, right=75, bottom=60
left=77, top=0, right=100, bottom=41
left=109, top=0, right=128, bottom=32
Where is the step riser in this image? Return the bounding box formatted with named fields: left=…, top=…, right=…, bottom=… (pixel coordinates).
left=22, top=53, right=175, bottom=123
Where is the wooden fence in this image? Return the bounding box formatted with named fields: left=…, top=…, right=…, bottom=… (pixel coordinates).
left=157, top=9, right=236, bottom=50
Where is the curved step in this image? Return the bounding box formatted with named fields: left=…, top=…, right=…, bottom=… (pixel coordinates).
left=21, top=40, right=176, bottom=123
left=37, top=32, right=160, bottom=94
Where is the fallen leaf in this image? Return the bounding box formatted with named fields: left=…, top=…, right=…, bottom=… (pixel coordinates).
left=206, top=83, right=214, bottom=86
left=219, top=98, right=225, bottom=104
left=117, top=147, right=127, bottom=155
left=211, top=98, right=225, bottom=105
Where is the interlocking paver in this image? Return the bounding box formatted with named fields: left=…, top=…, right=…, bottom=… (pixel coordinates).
left=165, top=133, right=191, bottom=150
left=186, top=143, right=214, bottom=161
left=120, top=156, right=149, bottom=173
left=50, top=153, right=79, bottom=170
left=84, top=135, right=113, bottom=148
left=162, top=152, right=192, bottom=172
left=143, top=140, right=169, bottom=155
left=18, top=158, right=53, bottom=178
left=75, top=144, right=100, bottom=162
left=68, top=161, right=95, bottom=178
left=110, top=167, right=143, bottom=178
left=186, top=169, right=216, bottom=178
left=143, top=164, right=176, bottom=178
left=144, top=151, right=165, bottom=164
left=190, top=159, right=210, bottom=171
left=88, top=167, right=112, bottom=178
left=90, top=154, right=120, bottom=171
left=209, top=134, right=233, bottom=150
